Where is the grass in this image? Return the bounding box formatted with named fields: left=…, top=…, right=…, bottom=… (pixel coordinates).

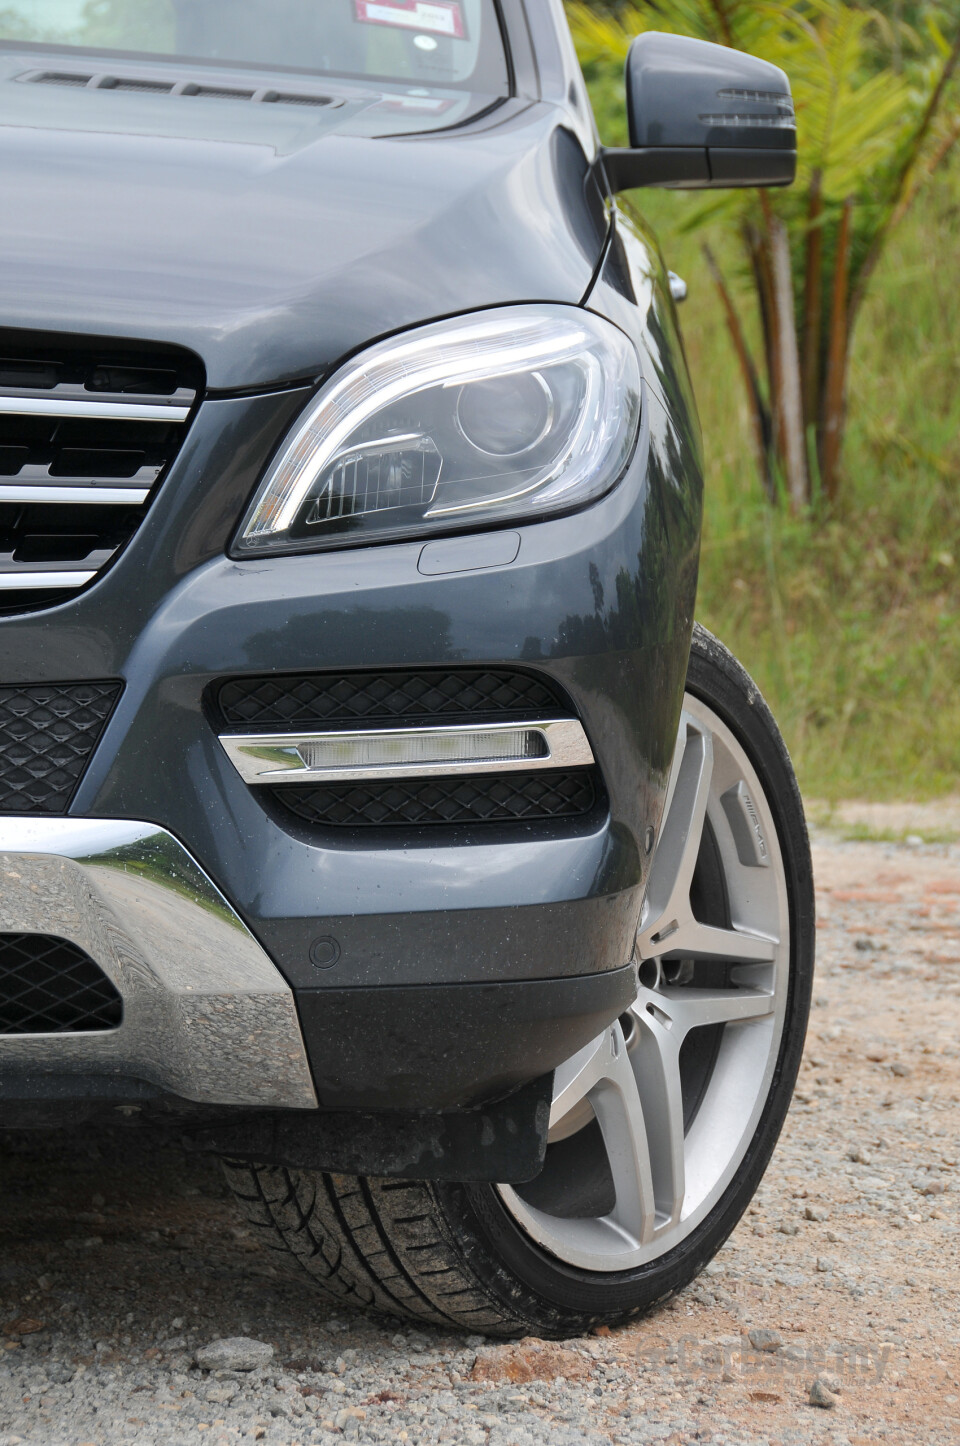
left=820, top=822, right=960, bottom=845
left=583, top=63, right=960, bottom=803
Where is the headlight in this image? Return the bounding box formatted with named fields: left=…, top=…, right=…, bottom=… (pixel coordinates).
left=234, top=305, right=641, bottom=555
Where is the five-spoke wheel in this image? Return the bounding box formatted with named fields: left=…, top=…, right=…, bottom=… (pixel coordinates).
left=498, top=691, right=789, bottom=1270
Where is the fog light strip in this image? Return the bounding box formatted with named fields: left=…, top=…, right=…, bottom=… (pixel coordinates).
left=220, top=718, right=594, bottom=784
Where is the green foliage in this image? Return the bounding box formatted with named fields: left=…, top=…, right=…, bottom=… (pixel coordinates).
left=0, top=0, right=174, bottom=49
left=0, top=7, right=42, bottom=40
left=73, top=0, right=174, bottom=51
left=576, top=49, right=960, bottom=801
left=568, top=1, right=960, bottom=510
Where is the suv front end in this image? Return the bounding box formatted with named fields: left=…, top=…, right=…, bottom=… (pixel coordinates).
left=0, top=0, right=814, bottom=1338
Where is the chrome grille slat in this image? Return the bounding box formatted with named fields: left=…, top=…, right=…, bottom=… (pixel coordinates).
left=0, top=396, right=191, bottom=422
left=0, top=571, right=97, bottom=590
left=0, top=461, right=160, bottom=483
left=0, top=333, right=202, bottom=612
left=0, top=382, right=195, bottom=406
left=0, top=486, right=151, bottom=505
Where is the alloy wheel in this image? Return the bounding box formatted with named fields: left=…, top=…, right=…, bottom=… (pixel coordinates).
left=498, top=692, right=790, bottom=1271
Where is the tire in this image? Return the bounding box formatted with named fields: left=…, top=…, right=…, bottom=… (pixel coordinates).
left=221, top=624, right=815, bottom=1337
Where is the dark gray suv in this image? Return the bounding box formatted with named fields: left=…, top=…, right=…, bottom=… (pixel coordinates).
left=0, top=0, right=813, bottom=1336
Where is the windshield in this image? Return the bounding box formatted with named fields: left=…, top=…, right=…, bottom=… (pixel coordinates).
left=0, top=0, right=509, bottom=92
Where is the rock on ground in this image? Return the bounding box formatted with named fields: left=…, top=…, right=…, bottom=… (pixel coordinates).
left=809, top=1374, right=839, bottom=1407
left=194, top=1337, right=275, bottom=1372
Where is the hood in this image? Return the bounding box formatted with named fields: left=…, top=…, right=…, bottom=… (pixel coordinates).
left=0, top=51, right=607, bottom=390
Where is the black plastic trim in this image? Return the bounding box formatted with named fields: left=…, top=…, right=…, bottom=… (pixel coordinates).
left=295, top=961, right=638, bottom=1111
left=601, top=144, right=796, bottom=193
left=188, top=1072, right=554, bottom=1184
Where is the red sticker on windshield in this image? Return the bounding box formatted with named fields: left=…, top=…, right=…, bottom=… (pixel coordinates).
left=354, top=1, right=465, bottom=39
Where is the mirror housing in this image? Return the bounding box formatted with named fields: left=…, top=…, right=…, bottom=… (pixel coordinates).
left=602, top=32, right=796, bottom=192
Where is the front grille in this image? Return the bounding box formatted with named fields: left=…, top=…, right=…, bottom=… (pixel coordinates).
left=216, top=668, right=569, bottom=729
left=0, top=680, right=122, bottom=813
left=0, top=933, right=122, bottom=1034
left=272, top=771, right=599, bottom=828
left=0, top=330, right=202, bottom=614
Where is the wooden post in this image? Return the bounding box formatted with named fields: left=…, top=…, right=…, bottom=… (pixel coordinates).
left=770, top=216, right=808, bottom=512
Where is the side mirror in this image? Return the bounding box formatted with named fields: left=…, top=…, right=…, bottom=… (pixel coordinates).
left=602, top=32, right=796, bottom=193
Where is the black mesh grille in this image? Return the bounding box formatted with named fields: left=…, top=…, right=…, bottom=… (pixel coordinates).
left=0, top=329, right=201, bottom=615
left=0, top=680, right=121, bottom=813
left=0, top=933, right=122, bottom=1034
left=217, top=668, right=567, bottom=729
left=272, top=771, right=599, bottom=828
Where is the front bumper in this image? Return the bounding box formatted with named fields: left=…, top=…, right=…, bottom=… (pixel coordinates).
left=0, top=813, right=638, bottom=1117
left=0, top=817, right=317, bottom=1109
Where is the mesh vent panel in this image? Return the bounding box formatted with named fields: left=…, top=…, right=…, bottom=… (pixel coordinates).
left=0, top=933, right=122, bottom=1034
left=272, top=770, right=598, bottom=828
left=0, top=680, right=121, bottom=813
left=217, top=669, right=567, bottom=729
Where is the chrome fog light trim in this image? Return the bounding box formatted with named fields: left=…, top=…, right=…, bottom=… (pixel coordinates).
left=220, top=718, right=595, bottom=784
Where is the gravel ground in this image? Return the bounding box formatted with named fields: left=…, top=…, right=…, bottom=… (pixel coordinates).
left=1, top=831, right=958, bottom=1446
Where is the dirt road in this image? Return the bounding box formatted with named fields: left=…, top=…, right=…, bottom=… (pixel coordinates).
left=1, top=832, right=958, bottom=1446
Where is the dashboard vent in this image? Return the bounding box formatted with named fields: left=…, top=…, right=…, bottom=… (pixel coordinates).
left=0, top=331, right=202, bottom=613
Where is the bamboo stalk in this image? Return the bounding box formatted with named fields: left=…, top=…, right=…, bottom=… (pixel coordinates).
left=822, top=196, right=854, bottom=502
left=702, top=243, right=775, bottom=502
left=801, top=170, right=824, bottom=436
left=770, top=216, right=808, bottom=512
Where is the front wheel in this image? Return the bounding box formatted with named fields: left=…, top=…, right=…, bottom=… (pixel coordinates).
left=222, top=625, right=814, bottom=1336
